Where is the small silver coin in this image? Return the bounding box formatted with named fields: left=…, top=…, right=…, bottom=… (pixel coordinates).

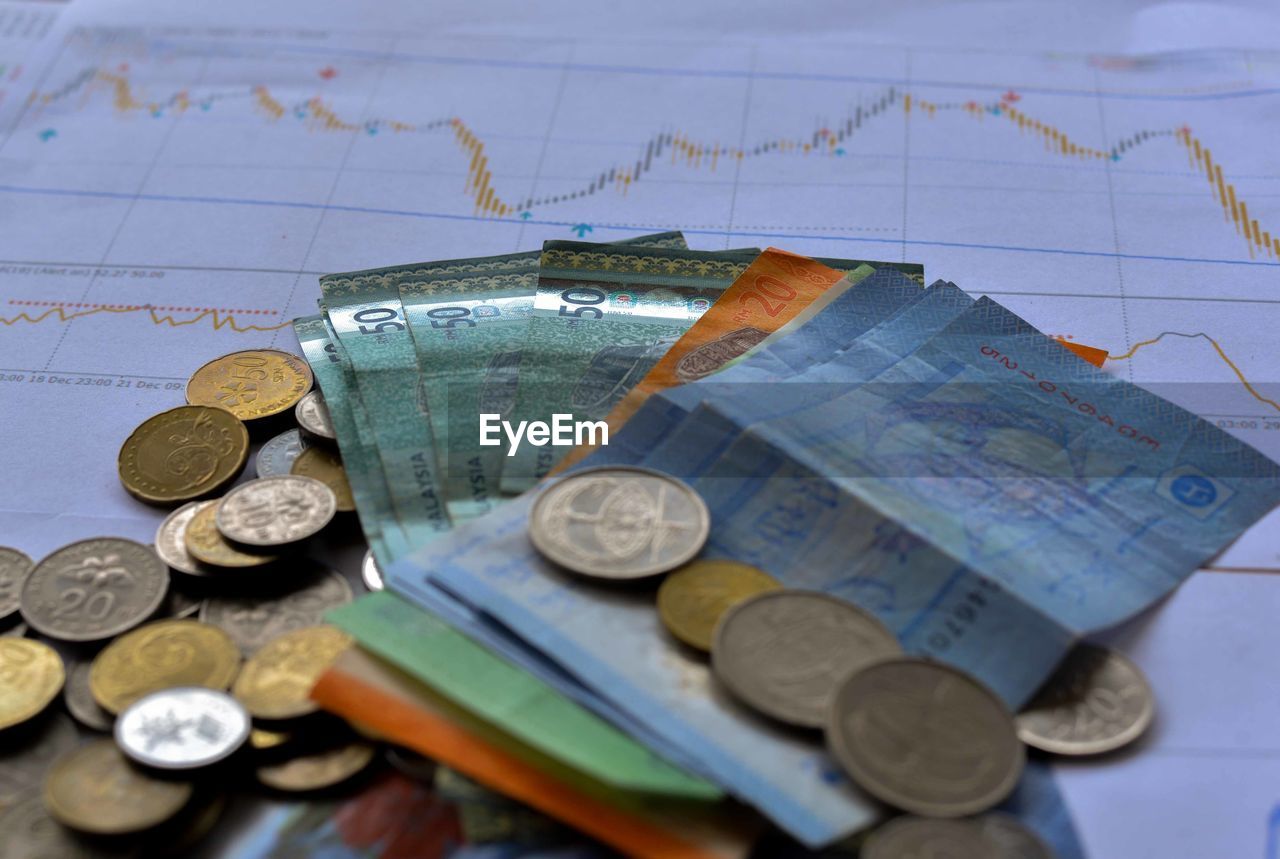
left=712, top=590, right=900, bottom=728
left=826, top=657, right=1024, bottom=818
left=294, top=390, right=335, bottom=442
left=0, top=547, right=32, bottom=624
left=0, top=712, right=79, bottom=807
left=19, top=538, right=168, bottom=643
left=165, top=584, right=202, bottom=620
left=528, top=466, right=709, bottom=580
left=199, top=565, right=353, bottom=655
left=1016, top=644, right=1154, bottom=756
left=862, top=816, right=992, bottom=859
left=64, top=660, right=114, bottom=732
left=975, top=812, right=1055, bottom=859
left=215, top=476, right=336, bottom=548
left=361, top=550, right=384, bottom=592
left=256, top=429, right=310, bottom=478
left=116, top=687, right=250, bottom=770
left=155, top=501, right=220, bottom=577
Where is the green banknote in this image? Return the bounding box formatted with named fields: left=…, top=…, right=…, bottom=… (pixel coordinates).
left=498, top=242, right=762, bottom=494
left=399, top=232, right=688, bottom=523
left=327, top=592, right=719, bottom=799
left=293, top=315, right=405, bottom=563
left=321, top=268, right=452, bottom=552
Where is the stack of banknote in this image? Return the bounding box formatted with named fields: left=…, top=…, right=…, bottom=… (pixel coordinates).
left=296, top=239, right=1280, bottom=858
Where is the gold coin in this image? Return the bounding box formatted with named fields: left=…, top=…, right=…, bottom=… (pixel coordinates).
left=89, top=619, right=241, bottom=714
left=183, top=500, right=276, bottom=569
left=233, top=625, right=352, bottom=720
left=186, top=349, right=313, bottom=421
left=250, top=729, right=290, bottom=750
left=118, top=405, right=249, bottom=505
left=0, top=639, right=64, bottom=729
left=44, top=740, right=193, bottom=835
left=656, top=560, right=782, bottom=652
left=290, top=447, right=355, bottom=513
left=256, top=742, right=375, bottom=792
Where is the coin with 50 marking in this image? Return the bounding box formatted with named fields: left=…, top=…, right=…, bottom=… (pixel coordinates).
left=186, top=349, right=312, bottom=422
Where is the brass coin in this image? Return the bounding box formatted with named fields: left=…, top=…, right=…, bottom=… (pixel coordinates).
left=89, top=619, right=240, bottom=714
left=0, top=639, right=64, bottom=730
left=0, top=713, right=79, bottom=809
left=256, top=742, right=375, bottom=792
left=118, top=405, right=249, bottom=505
left=183, top=500, right=276, bottom=569
left=657, top=560, right=781, bottom=652
left=250, top=729, right=290, bottom=751
left=233, top=626, right=353, bottom=720
left=44, top=740, right=193, bottom=835
left=186, top=349, right=313, bottom=421
left=290, top=446, right=355, bottom=513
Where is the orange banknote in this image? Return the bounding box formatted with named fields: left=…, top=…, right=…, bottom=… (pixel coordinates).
left=313, top=648, right=759, bottom=859
left=553, top=248, right=863, bottom=473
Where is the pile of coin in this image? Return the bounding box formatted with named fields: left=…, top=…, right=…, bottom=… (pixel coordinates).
left=0, top=349, right=388, bottom=856
left=528, top=466, right=1158, bottom=857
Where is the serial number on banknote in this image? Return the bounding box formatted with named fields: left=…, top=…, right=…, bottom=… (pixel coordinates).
left=980, top=345, right=1160, bottom=449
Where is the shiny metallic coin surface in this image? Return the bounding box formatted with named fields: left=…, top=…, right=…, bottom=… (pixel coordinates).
left=200, top=565, right=353, bottom=655
left=0, top=638, right=63, bottom=730
left=117, top=405, right=248, bottom=505
left=361, top=550, right=384, bottom=592
left=256, top=429, right=309, bottom=478
left=19, top=538, right=168, bottom=643
left=215, top=476, right=336, bottom=547
left=0, top=547, right=33, bottom=624
left=528, top=466, right=709, bottom=580
left=115, top=687, right=250, bottom=770
left=256, top=742, right=375, bottom=792
left=862, top=816, right=992, bottom=859
left=826, top=657, right=1024, bottom=817
left=0, top=712, right=79, bottom=808
left=155, top=502, right=219, bottom=577
left=64, top=659, right=114, bottom=732
left=1016, top=644, right=1154, bottom=756
left=89, top=619, right=241, bottom=715
left=657, top=559, right=780, bottom=652
left=712, top=590, right=900, bottom=728
left=294, top=390, right=336, bottom=441
left=184, top=500, right=277, bottom=569
left=186, top=349, right=312, bottom=421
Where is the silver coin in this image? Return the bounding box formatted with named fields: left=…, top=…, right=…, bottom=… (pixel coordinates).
left=64, top=660, right=114, bottom=732
left=116, top=687, right=250, bottom=770
left=826, top=657, right=1024, bottom=817
left=294, top=390, right=335, bottom=441
left=256, top=428, right=310, bottom=478
left=862, top=816, right=991, bottom=859
left=19, top=538, right=168, bottom=643
left=215, top=476, right=336, bottom=547
left=712, top=590, right=900, bottom=728
left=975, top=812, right=1055, bottom=859
left=154, top=501, right=220, bottom=578
left=0, top=547, right=32, bottom=624
left=0, top=793, right=136, bottom=859
left=528, top=466, right=709, bottom=580
left=199, top=565, right=353, bottom=655
left=0, top=712, right=79, bottom=808
left=1016, top=644, right=1154, bottom=756
left=361, top=550, right=384, bottom=592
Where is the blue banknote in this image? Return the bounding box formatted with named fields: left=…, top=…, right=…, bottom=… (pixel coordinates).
left=683, top=296, right=1280, bottom=704
left=592, top=267, right=927, bottom=468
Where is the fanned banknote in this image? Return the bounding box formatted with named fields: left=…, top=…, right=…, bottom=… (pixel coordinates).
left=552, top=248, right=914, bottom=474
left=498, top=242, right=762, bottom=494
left=321, top=267, right=454, bottom=550
left=398, top=232, right=687, bottom=523
left=294, top=315, right=404, bottom=563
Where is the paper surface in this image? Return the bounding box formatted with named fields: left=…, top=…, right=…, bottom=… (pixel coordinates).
left=2, top=0, right=1280, bottom=853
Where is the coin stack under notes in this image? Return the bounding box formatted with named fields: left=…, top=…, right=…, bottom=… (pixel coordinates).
left=0, top=349, right=402, bottom=857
